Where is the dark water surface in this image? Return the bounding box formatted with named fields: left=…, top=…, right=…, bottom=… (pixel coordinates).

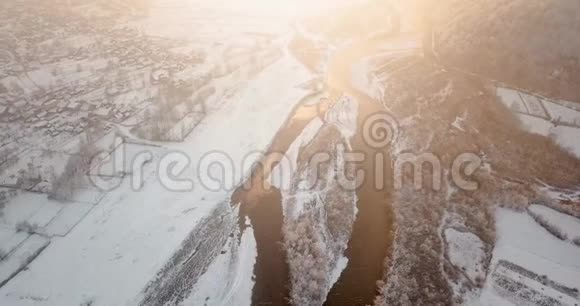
left=233, top=92, right=394, bottom=305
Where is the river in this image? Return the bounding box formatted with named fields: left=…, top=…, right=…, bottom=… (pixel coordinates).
left=231, top=11, right=409, bottom=303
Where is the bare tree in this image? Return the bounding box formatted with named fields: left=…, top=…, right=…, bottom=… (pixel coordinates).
left=49, top=132, right=97, bottom=201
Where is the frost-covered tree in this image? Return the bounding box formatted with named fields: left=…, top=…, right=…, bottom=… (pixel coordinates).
left=428, top=0, right=580, bottom=102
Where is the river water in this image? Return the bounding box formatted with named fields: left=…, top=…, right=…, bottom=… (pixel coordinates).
left=231, top=17, right=406, bottom=304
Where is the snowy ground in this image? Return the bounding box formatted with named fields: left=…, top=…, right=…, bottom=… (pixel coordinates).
left=444, top=228, right=486, bottom=285
left=0, top=45, right=313, bottom=306
left=528, top=204, right=580, bottom=245
left=479, top=207, right=580, bottom=306
left=3, top=1, right=580, bottom=305
left=0, top=1, right=359, bottom=305
left=496, top=86, right=580, bottom=157
left=182, top=218, right=257, bottom=306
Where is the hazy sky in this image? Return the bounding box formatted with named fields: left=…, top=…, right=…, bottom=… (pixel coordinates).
left=199, top=0, right=359, bottom=17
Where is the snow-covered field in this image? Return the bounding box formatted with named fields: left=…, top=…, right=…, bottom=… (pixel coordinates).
left=0, top=32, right=314, bottom=306
left=528, top=204, right=580, bottom=245
left=479, top=207, right=580, bottom=305
left=183, top=218, right=257, bottom=306
left=496, top=86, right=580, bottom=157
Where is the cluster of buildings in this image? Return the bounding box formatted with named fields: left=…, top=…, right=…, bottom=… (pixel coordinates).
left=0, top=1, right=204, bottom=144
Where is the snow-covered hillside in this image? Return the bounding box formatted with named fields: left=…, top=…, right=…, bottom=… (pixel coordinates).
left=429, top=0, right=580, bottom=102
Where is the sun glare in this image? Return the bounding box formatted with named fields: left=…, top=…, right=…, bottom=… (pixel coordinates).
left=206, top=0, right=352, bottom=18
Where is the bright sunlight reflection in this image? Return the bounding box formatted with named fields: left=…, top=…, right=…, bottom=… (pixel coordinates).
left=205, top=0, right=356, bottom=17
